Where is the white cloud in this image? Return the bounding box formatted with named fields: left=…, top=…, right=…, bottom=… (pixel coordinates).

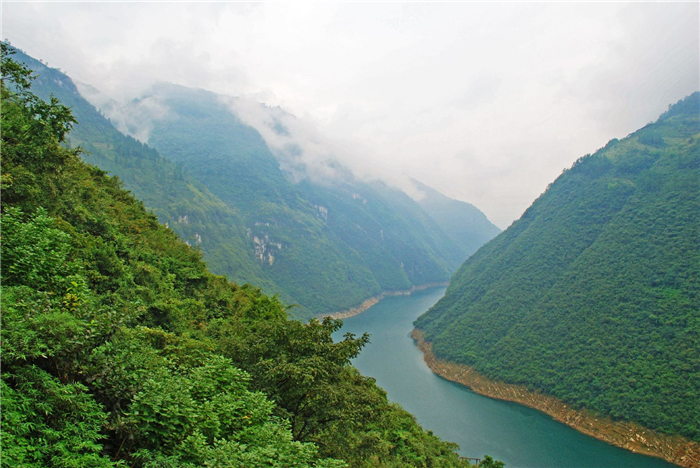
left=223, top=96, right=422, bottom=200
left=3, top=2, right=698, bottom=228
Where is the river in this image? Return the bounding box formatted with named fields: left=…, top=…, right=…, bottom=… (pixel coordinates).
left=333, top=286, right=676, bottom=468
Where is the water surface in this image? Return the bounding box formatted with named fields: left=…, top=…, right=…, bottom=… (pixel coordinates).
left=334, top=287, right=675, bottom=468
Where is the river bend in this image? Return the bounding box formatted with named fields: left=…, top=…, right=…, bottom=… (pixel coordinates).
left=334, top=286, right=676, bottom=468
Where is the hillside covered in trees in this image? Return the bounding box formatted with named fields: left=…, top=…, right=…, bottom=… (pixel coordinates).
left=12, top=48, right=499, bottom=319
left=10, top=48, right=279, bottom=306
left=1, top=44, right=486, bottom=468
left=415, top=93, right=700, bottom=442
left=123, top=82, right=480, bottom=312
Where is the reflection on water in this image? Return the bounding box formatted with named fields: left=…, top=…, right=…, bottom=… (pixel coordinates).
left=334, top=287, right=675, bottom=468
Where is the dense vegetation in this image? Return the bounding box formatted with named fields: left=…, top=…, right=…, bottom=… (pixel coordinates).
left=1, top=44, right=482, bottom=467
left=15, top=49, right=499, bottom=317
left=123, top=83, right=497, bottom=313
left=415, top=93, right=700, bottom=441
left=10, top=49, right=282, bottom=311
left=295, top=178, right=465, bottom=292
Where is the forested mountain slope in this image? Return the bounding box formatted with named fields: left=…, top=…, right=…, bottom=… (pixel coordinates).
left=129, top=82, right=482, bottom=312
left=294, top=178, right=464, bottom=292
left=15, top=48, right=499, bottom=317
left=141, top=83, right=381, bottom=314
left=415, top=93, right=700, bottom=441
left=9, top=48, right=282, bottom=303
left=1, top=44, right=475, bottom=468
left=411, top=179, right=501, bottom=259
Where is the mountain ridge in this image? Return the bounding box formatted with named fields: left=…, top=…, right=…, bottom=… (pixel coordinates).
left=411, top=178, right=501, bottom=258
left=415, top=93, right=700, bottom=455
left=1, top=43, right=477, bottom=467
left=14, top=47, right=500, bottom=319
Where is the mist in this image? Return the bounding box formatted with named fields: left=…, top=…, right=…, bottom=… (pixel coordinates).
left=3, top=2, right=698, bottom=227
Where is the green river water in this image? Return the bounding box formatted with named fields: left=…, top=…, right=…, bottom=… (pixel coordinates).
left=334, top=286, right=677, bottom=468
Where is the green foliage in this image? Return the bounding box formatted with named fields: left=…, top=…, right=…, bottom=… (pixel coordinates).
left=478, top=455, right=505, bottom=468
left=1, top=368, right=116, bottom=468
left=13, top=47, right=498, bottom=318
left=209, top=315, right=473, bottom=467
left=1, top=44, right=474, bottom=468
left=0, top=43, right=75, bottom=144
left=89, top=328, right=332, bottom=467
left=128, top=83, right=485, bottom=313
left=416, top=93, right=700, bottom=441
left=2, top=207, right=73, bottom=288
left=212, top=317, right=372, bottom=441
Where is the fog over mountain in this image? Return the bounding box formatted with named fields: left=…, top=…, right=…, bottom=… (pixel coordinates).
left=3, top=2, right=698, bottom=227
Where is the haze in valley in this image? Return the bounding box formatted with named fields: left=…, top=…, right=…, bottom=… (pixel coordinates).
left=3, top=2, right=698, bottom=228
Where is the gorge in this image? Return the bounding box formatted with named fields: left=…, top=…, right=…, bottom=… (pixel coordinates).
left=336, top=287, right=683, bottom=468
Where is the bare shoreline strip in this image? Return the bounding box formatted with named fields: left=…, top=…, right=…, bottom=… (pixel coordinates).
left=320, top=282, right=449, bottom=320
left=411, top=329, right=700, bottom=468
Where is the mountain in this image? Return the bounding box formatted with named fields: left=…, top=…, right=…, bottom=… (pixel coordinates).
left=1, top=43, right=476, bottom=468
left=295, top=178, right=459, bottom=292
left=118, top=82, right=496, bottom=313
left=411, top=179, right=501, bottom=259
left=135, top=83, right=382, bottom=314
left=9, top=48, right=279, bottom=304
left=415, top=93, right=700, bottom=442
left=15, top=50, right=499, bottom=318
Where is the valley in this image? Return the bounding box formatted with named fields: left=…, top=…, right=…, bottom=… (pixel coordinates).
left=335, top=287, right=681, bottom=468
left=13, top=50, right=500, bottom=320
left=2, top=20, right=698, bottom=468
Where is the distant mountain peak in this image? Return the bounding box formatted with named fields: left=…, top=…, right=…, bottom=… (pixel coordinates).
left=409, top=178, right=501, bottom=258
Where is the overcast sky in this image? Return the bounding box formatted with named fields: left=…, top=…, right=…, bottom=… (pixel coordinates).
left=3, top=2, right=698, bottom=228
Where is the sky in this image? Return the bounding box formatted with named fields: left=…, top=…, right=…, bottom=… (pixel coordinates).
left=3, top=2, right=698, bottom=228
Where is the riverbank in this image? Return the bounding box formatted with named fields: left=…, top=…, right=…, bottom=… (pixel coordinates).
left=412, top=329, right=700, bottom=468
left=321, top=283, right=449, bottom=320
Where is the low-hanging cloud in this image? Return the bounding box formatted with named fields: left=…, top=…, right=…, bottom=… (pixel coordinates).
left=3, top=2, right=698, bottom=227
left=76, top=80, right=171, bottom=143
left=224, top=95, right=427, bottom=200
left=80, top=83, right=429, bottom=202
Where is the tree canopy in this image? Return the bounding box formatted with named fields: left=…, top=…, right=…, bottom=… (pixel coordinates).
left=416, top=92, right=700, bottom=441
left=1, top=42, right=479, bottom=468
